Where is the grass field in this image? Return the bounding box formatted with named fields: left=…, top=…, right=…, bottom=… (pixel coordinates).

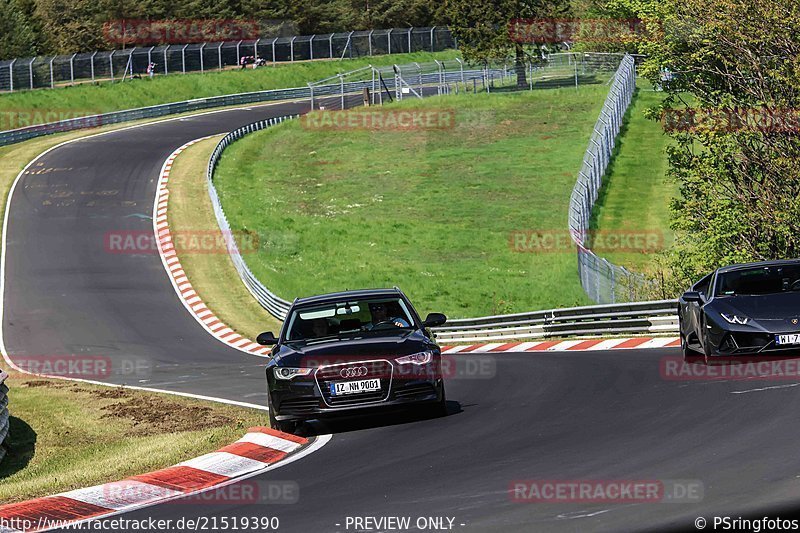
left=214, top=84, right=615, bottom=318
left=591, top=84, right=674, bottom=271
left=0, top=370, right=264, bottom=503
left=0, top=51, right=457, bottom=129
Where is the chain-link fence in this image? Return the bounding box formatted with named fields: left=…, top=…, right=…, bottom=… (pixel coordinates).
left=568, top=54, right=647, bottom=304
left=0, top=27, right=455, bottom=93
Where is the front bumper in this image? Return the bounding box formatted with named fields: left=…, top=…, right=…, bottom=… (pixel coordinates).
left=707, top=329, right=800, bottom=357
left=268, top=361, right=444, bottom=421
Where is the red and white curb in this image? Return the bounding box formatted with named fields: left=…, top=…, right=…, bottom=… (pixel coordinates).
left=154, top=139, right=272, bottom=357
left=0, top=427, right=322, bottom=532
left=440, top=336, right=680, bottom=354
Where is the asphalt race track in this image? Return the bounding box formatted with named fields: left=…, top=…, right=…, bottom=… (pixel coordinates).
left=5, top=101, right=800, bottom=531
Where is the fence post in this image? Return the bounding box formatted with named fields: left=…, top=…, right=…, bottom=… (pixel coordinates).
left=163, top=48, right=168, bottom=75
left=430, top=26, right=436, bottom=51
left=339, top=74, right=344, bottom=110
left=70, top=53, right=76, bottom=84
left=254, top=38, right=260, bottom=61
left=8, top=59, right=14, bottom=92
left=218, top=43, right=223, bottom=70
left=290, top=36, right=296, bottom=62
left=456, top=57, right=464, bottom=83
left=387, top=29, right=392, bottom=55
left=329, top=34, right=334, bottom=59
left=368, top=30, right=373, bottom=56
left=181, top=44, right=188, bottom=73
left=309, top=35, right=314, bottom=60
left=49, top=57, right=54, bottom=89
left=109, top=51, right=114, bottom=82
left=236, top=40, right=242, bottom=67
left=200, top=43, right=206, bottom=72
left=407, top=27, right=412, bottom=53
left=90, top=52, right=96, bottom=82
left=29, top=57, right=35, bottom=89
left=272, top=38, right=277, bottom=64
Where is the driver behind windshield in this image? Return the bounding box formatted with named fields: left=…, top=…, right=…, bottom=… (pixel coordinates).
left=366, top=302, right=410, bottom=329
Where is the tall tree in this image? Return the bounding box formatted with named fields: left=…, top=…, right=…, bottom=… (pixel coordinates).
left=441, top=0, right=570, bottom=87
left=0, top=0, right=38, bottom=58
left=632, top=0, right=800, bottom=291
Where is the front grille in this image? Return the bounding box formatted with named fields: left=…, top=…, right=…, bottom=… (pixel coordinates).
left=316, top=359, right=393, bottom=407
left=279, top=397, right=321, bottom=414
left=394, top=383, right=437, bottom=400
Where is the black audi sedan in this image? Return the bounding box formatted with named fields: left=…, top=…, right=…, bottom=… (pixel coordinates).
left=257, top=288, right=448, bottom=433
left=678, top=259, right=800, bottom=363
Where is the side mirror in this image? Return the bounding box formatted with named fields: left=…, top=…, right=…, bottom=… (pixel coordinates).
left=682, top=291, right=702, bottom=303
left=256, top=331, right=278, bottom=345
left=422, top=312, right=447, bottom=328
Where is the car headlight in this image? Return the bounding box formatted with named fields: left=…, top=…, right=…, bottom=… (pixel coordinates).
left=273, top=367, right=314, bottom=380
left=720, top=313, right=749, bottom=325
left=396, top=351, right=434, bottom=365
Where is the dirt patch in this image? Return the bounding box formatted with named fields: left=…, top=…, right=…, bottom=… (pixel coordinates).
left=22, top=380, right=64, bottom=388
left=91, top=388, right=130, bottom=399
left=101, top=395, right=233, bottom=435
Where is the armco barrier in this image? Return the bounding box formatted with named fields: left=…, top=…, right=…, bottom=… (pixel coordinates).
left=0, top=370, right=9, bottom=463
left=430, top=300, right=679, bottom=343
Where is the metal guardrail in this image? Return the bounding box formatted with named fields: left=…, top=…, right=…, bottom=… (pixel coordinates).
left=431, top=300, right=679, bottom=343
left=207, top=117, right=297, bottom=319
left=0, top=370, right=9, bottom=463
left=568, top=53, right=644, bottom=304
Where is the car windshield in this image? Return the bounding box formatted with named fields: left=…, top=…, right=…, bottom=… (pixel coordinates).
left=284, top=297, right=415, bottom=342
left=715, top=264, right=800, bottom=296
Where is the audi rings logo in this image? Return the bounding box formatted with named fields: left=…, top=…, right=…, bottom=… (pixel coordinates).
left=340, top=366, right=369, bottom=379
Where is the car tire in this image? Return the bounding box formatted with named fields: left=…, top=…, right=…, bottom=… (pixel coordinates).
left=681, top=333, right=701, bottom=361
left=432, top=382, right=448, bottom=418
left=702, top=327, right=714, bottom=366
left=269, top=401, right=297, bottom=434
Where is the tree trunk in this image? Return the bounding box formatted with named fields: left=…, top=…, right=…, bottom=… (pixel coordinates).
left=515, top=43, right=527, bottom=88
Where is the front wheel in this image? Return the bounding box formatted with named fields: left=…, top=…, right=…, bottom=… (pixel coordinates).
left=269, top=401, right=298, bottom=434
left=432, top=382, right=448, bottom=417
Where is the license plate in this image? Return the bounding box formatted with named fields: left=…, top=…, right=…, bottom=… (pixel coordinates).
left=776, top=334, right=800, bottom=345
left=330, top=378, right=381, bottom=396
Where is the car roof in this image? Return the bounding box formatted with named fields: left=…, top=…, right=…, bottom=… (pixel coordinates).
left=292, top=288, right=403, bottom=307
left=716, top=258, right=800, bottom=274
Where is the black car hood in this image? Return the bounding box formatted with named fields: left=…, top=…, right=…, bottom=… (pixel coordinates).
left=711, top=292, right=800, bottom=320
left=274, top=330, right=435, bottom=367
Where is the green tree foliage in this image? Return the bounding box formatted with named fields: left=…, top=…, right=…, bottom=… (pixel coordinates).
left=630, top=0, right=800, bottom=292
left=0, top=0, right=38, bottom=57
left=0, top=0, right=440, bottom=58
left=440, top=0, right=570, bottom=86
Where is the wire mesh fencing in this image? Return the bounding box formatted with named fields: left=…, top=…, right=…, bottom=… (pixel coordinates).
left=0, top=27, right=455, bottom=93
left=567, top=53, right=650, bottom=304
